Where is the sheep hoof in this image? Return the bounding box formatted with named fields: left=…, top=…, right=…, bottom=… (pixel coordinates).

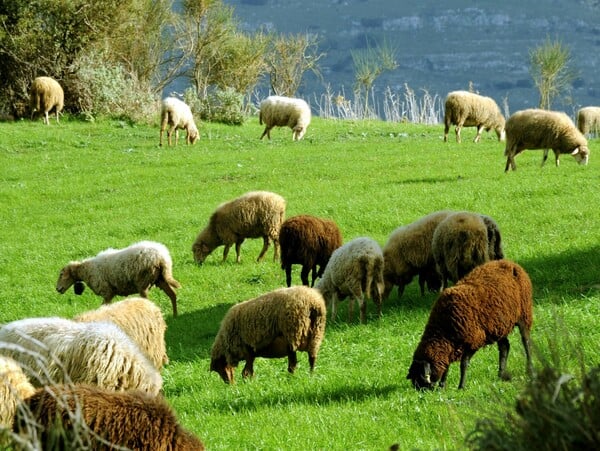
left=499, top=371, right=512, bottom=381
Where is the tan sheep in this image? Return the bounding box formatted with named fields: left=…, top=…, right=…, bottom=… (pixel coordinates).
left=29, top=76, right=64, bottom=125
left=577, top=106, right=600, bottom=137
left=210, top=286, right=327, bottom=384
left=443, top=91, right=505, bottom=143
left=0, top=356, right=35, bottom=429
left=259, top=95, right=312, bottom=140
left=159, top=97, right=199, bottom=146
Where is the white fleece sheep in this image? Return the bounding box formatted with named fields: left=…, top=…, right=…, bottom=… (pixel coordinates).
left=56, top=241, right=181, bottom=317
left=159, top=97, right=199, bottom=146
left=443, top=91, right=505, bottom=143
left=316, top=237, right=384, bottom=324
left=74, top=297, right=168, bottom=371
left=504, top=108, right=590, bottom=171
left=0, top=317, right=162, bottom=395
left=259, top=95, right=311, bottom=141
left=29, top=76, right=64, bottom=125
left=577, top=106, right=600, bottom=137
left=192, top=191, right=286, bottom=264
left=0, top=355, right=35, bottom=429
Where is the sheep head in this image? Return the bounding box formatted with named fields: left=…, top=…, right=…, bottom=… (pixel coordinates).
left=192, top=240, right=213, bottom=264
left=572, top=146, right=589, bottom=165
left=210, top=356, right=235, bottom=384
left=406, top=359, right=435, bottom=390
left=188, top=125, right=199, bottom=144
left=56, top=263, right=83, bottom=294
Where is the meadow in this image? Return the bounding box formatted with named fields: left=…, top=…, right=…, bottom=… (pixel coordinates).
left=0, top=116, right=599, bottom=450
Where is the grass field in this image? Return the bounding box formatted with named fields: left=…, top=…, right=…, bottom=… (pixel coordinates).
left=1, top=116, right=599, bottom=449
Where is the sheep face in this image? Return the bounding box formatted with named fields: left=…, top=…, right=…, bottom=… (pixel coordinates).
left=192, top=241, right=213, bottom=264
left=210, top=356, right=235, bottom=383
left=292, top=125, right=306, bottom=140
left=188, top=126, right=199, bottom=144
left=56, top=265, right=78, bottom=294
left=572, top=146, right=589, bottom=165
left=406, top=360, right=436, bottom=390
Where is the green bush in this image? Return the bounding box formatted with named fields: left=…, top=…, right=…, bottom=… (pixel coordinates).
left=185, top=87, right=246, bottom=125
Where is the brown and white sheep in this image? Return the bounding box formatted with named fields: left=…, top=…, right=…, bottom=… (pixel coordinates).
left=0, top=356, right=35, bottom=429
left=577, top=106, right=600, bottom=137
left=279, top=214, right=343, bottom=287
left=29, top=76, right=64, bottom=125
left=192, top=191, right=286, bottom=264
left=159, top=97, right=199, bottom=146
left=210, top=286, right=327, bottom=384
left=56, top=240, right=181, bottom=317
left=13, top=385, right=204, bottom=450
left=443, top=91, right=505, bottom=143
left=406, top=259, right=533, bottom=390
left=259, top=95, right=312, bottom=141
left=316, top=237, right=384, bottom=324
left=504, top=108, right=590, bottom=171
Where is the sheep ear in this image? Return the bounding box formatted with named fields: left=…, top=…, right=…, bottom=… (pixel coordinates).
left=571, top=147, right=580, bottom=155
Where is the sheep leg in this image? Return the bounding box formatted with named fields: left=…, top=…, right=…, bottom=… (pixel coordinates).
left=329, top=293, right=339, bottom=322
left=287, top=351, right=297, bottom=374
left=541, top=148, right=550, bottom=167
left=358, top=297, right=367, bottom=324
left=439, top=368, right=449, bottom=388
left=300, top=265, right=311, bottom=286
left=256, top=236, right=270, bottom=262
left=455, top=124, right=462, bottom=143
left=167, top=126, right=176, bottom=146
left=242, top=356, right=255, bottom=379
left=473, top=125, right=483, bottom=143
left=458, top=352, right=473, bottom=389
left=443, top=122, right=450, bottom=142
left=272, top=239, right=280, bottom=261
left=234, top=239, right=244, bottom=263
left=285, top=265, right=293, bottom=287
left=553, top=149, right=561, bottom=167
left=222, top=244, right=232, bottom=262
left=497, top=337, right=512, bottom=381
left=308, top=352, right=317, bottom=372
left=518, top=322, right=534, bottom=376
left=156, top=280, right=178, bottom=317
left=260, top=126, right=272, bottom=140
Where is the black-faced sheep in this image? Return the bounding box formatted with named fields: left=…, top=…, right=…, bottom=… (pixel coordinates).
left=316, top=237, right=384, bottom=324
left=406, top=259, right=533, bottom=390
left=13, top=385, right=205, bottom=450
left=74, top=297, right=168, bottom=371
left=210, top=286, right=327, bottom=384
left=56, top=240, right=181, bottom=317
left=504, top=108, right=590, bottom=172
left=29, top=76, right=64, bottom=125
left=0, top=356, right=35, bottom=429
left=443, top=91, right=505, bottom=143
left=192, top=191, right=286, bottom=264
left=577, top=106, right=600, bottom=137
left=259, top=95, right=312, bottom=141
left=279, top=214, right=343, bottom=287
left=159, top=97, right=199, bottom=146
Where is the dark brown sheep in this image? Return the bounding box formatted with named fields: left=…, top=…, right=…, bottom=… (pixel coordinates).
left=279, top=215, right=343, bottom=287
left=407, top=259, right=533, bottom=390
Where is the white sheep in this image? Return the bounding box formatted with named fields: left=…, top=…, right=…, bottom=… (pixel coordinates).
left=74, top=297, right=168, bottom=371
left=443, top=90, right=505, bottom=143
left=504, top=109, right=590, bottom=171
left=577, top=106, right=600, bottom=137
left=29, top=76, right=64, bottom=125
left=0, top=317, right=163, bottom=395
left=159, top=97, right=199, bottom=146
left=259, top=95, right=311, bottom=141
left=192, top=191, right=286, bottom=264
left=0, top=355, right=35, bottom=429
left=56, top=240, right=181, bottom=317
left=316, top=237, right=384, bottom=324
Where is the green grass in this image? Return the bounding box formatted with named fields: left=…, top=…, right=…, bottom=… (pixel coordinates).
left=1, top=116, right=599, bottom=449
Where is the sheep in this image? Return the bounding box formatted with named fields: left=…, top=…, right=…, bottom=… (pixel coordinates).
left=504, top=108, right=590, bottom=172
left=159, top=97, right=199, bottom=146
left=279, top=214, right=343, bottom=287
left=192, top=191, right=286, bottom=264
left=382, top=210, right=455, bottom=300
left=210, top=286, right=327, bottom=384
left=0, top=317, right=163, bottom=395
left=74, top=297, right=168, bottom=371
left=406, top=259, right=533, bottom=390
left=443, top=90, right=505, bottom=143
left=29, top=76, right=64, bottom=125
left=0, top=356, right=35, bottom=429
left=315, top=237, right=384, bottom=324
left=259, top=95, right=312, bottom=141
left=56, top=240, right=181, bottom=317
left=577, top=106, right=600, bottom=137
left=13, top=384, right=205, bottom=450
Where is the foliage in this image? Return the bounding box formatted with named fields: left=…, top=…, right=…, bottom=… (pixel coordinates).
left=184, top=86, right=246, bottom=125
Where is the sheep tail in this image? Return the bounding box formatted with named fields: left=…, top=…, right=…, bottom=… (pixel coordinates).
left=359, top=256, right=373, bottom=300
left=160, top=263, right=181, bottom=288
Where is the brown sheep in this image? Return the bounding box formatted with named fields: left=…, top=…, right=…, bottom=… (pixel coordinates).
left=279, top=215, right=343, bottom=287
left=407, top=259, right=533, bottom=390
left=29, top=76, right=64, bottom=125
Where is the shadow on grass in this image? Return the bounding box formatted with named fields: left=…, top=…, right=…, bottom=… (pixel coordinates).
left=393, top=175, right=463, bottom=185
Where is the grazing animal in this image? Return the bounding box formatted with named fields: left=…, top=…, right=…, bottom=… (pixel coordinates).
left=0, top=356, right=35, bottom=429
left=29, top=76, right=64, bottom=125
left=576, top=106, right=600, bottom=137
left=443, top=90, right=505, bottom=143
left=259, top=95, right=312, bottom=140
left=159, top=97, right=199, bottom=146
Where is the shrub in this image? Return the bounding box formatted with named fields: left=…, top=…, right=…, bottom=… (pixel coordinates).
left=184, top=87, right=246, bottom=125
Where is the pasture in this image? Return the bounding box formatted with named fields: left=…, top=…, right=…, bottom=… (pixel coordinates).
left=1, top=116, right=599, bottom=449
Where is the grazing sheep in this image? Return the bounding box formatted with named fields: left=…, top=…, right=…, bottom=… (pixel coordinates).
left=279, top=215, right=343, bottom=287
left=159, top=97, right=199, bottom=146
left=406, top=259, right=533, bottom=390
left=504, top=108, right=590, bottom=171
left=192, top=191, right=286, bottom=264
left=480, top=214, right=504, bottom=262
left=0, top=356, right=35, bottom=429
left=577, top=106, right=600, bottom=137
left=259, top=95, right=311, bottom=140
left=210, top=286, right=327, bottom=384
left=0, top=318, right=163, bottom=395
left=382, top=210, right=455, bottom=300
left=443, top=91, right=505, bottom=143
left=316, top=237, right=384, bottom=324
left=14, top=385, right=204, bottom=450
left=29, top=76, right=64, bottom=125
left=74, top=297, right=168, bottom=371
left=56, top=240, right=180, bottom=317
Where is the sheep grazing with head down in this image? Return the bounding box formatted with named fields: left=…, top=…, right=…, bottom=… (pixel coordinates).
left=159, top=97, right=199, bottom=146
left=279, top=214, right=343, bottom=287
left=259, top=95, right=312, bottom=140
left=0, top=356, right=35, bottom=429
left=407, top=259, right=533, bottom=390
left=504, top=108, right=590, bottom=171
left=316, top=237, right=384, bottom=324
left=192, top=191, right=286, bottom=264
left=56, top=240, right=180, bottom=317
left=443, top=91, right=505, bottom=143
left=29, top=76, right=64, bottom=125
left=577, top=106, right=600, bottom=137
left=210, top=286, right=327, bottom=384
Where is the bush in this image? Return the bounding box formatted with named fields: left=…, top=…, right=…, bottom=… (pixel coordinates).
left=185, top=87, right=246, bottom=125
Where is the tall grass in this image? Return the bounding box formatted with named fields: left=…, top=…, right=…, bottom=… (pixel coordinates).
left=0, top=117, right=598, bottom=449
